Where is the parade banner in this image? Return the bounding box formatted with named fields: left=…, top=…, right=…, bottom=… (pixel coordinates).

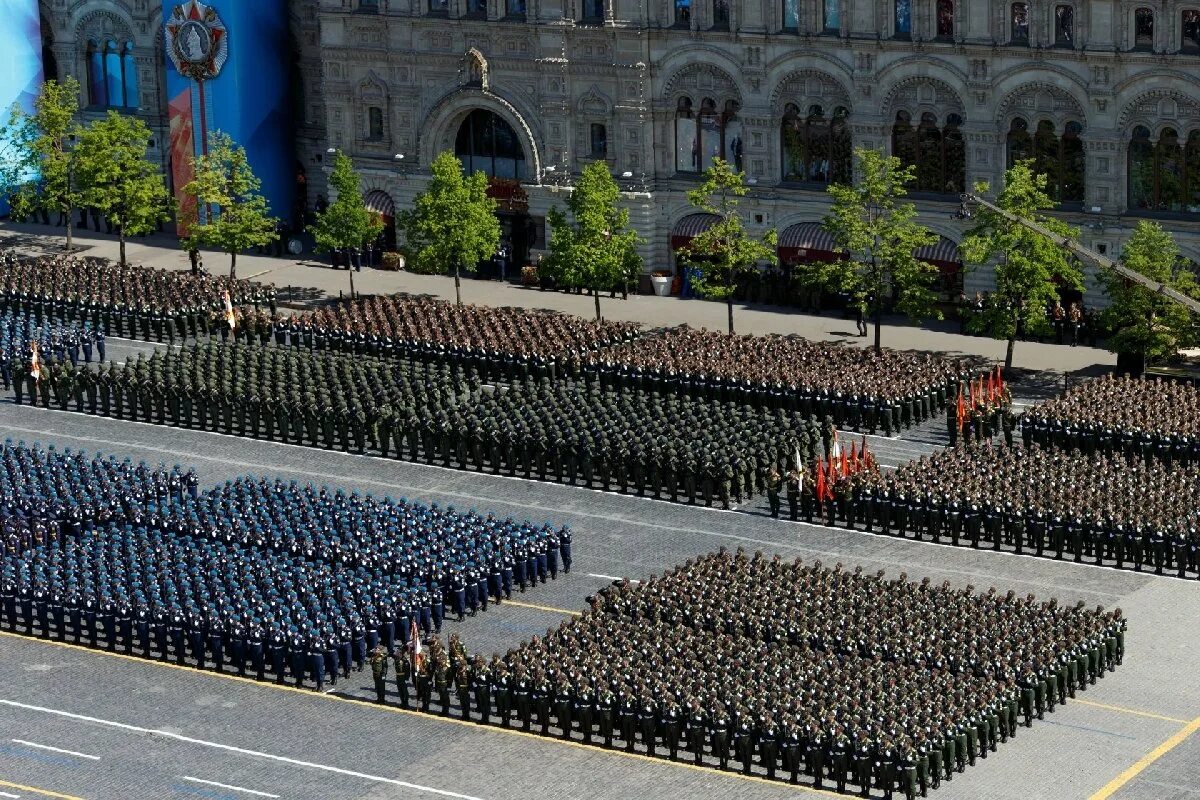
left=163, top=0, right=292, bottom=232
left=0, top=1, right=44, bottom=216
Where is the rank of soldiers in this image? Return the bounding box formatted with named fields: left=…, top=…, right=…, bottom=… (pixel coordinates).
left=837, top=442, right=1198, bottom=579
left=1022, top=374, right=1200, bottom=463
left=1, top=442, right=573, bottom=688
left=28, top=342, right=820, bottom=506
left=280, top=294, right=641, bottom=382
left=365, top=549, right=1125, bottom=798
left=588, top=326, right=971, bottom=433
left=0, top=251, right=274, bottom=343
left=0, top=311, right=106, bottom=390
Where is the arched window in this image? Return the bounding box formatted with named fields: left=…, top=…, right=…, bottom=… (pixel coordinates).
left=675, top=97, right=739, bottom=173
left=936, top=0, right=954, bottom=38
left=42, top=34, right=58, bottom=84
left=1134, top=7, right=1154, bottom=49
left=1127, top=127, right=1200, bottom=212
left=1006, top=118, right=1033, bottom=165
left=1184, top=10, right=1200, bottom=52
left=583, top=0, right=604, bottom=20
left=894, top=0, right=912, bottom=36
left=466, top=0, right=486, bottom=17
left=783, top=0, right=799, bottom=28
left=104, top=40, right=125, bottom=108
left=1007, top=118, right=1085, bottom=203
left=506, top=0, right=527, bottom=16
left=590, top=124, right=608, bottom=159
left=87, top=40, right=107, bottom=107
left=122, top=41, right=139, bottom=109
left=781, top=104, right=851, bottom=184
left=1011, top=2, right=1029, bottom=42
left=367, top=106, right=384, bottom=140
left=713, top=0, right=730, bottom=28
left=429, top=0, right=449, bottom=13
left=454, top=109, right=527, bottom=180
left=1055, top=5, right=1074, bottom=45
left=893, top=111, right=964, bottom=193
left=824, top=0, right=840, bottom=30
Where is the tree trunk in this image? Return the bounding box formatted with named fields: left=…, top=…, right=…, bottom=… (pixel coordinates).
left=873, top=304, right=882, bottom=355
left=118, top=227, right=127, bottom=267
left=65, top=206, right=73, bottom=253
left=229, top=250, right=238, bottom=281
left=727, top=294, right=735, bottom=334
left=348, top=267, right=356, bottom=301
left=594, top=289, right=601, bottom=322
left=1006, top=309, right=1022, bottom=373
left=454, top=263, right=463, bottom=306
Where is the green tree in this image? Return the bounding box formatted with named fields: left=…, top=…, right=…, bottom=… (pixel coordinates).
left=308, top=150, right=384, bottom=299
left=74, top=111, right=172, bottom=266
left=1100, top=220, right=1199, bottom=366
left=0, top=78, right=84, bottom=251
left=399, top=151, right=500, bottom=305
left=819, top=148, right=940, bottom=354
left=676, top=158, right=777, bottom=333
left=544, top=161, right=643, bottom=320
left=960, top=160, right=1081, bottom=371
left=181, top=131, right=279, bottom=279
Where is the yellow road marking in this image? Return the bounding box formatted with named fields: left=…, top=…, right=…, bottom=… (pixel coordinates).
left=1074, top=699, right=1189, bottom=725
left=0, top=777, right=84, bottom=800
left=501, top=599, right=581, bottom=617
left=1, top=631, right=831, bottom=796
left=1088, top=715, right=1200, bottom=800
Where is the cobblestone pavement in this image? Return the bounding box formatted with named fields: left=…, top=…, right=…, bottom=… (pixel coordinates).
left=0, top=402, right=1196, bottom=800
left=0, top=221, right=1114, bottom=377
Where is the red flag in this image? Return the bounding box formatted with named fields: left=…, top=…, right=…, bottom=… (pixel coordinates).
left=223, top=290, right=237, bottom=330
left=840, top=444, right=849, bottom=478
left=29, top=342, right=41, bottom=382
left=956, top=386, right=966, bottom=432
left=849, top=441, right=860, bottom=475
left=815, top=460, right=827, bottom=503
left=408, top=618, right=424, bottom=673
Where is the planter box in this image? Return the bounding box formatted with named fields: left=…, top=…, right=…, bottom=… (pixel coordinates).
left=651, top=275, right=672, bottom=297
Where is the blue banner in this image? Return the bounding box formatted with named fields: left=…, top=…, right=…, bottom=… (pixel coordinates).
left=0, top=0, right=44, bottom=217
left=163, top=0, right=292, bottom=231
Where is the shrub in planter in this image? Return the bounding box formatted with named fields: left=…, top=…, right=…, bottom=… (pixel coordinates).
left=521, top=264, right=539, bottom=285
left=380, top=251, right=406, bottom=271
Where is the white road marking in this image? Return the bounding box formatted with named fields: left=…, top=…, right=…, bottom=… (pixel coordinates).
left=181, top=777, right=279, bottom=798
left=0, top=700, right=484, bottom=800
left=0, top=790, right=21, bottom=798
left=10, top=739, right=101, bottom=761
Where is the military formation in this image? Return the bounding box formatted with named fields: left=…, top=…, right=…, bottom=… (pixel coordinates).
left=1023, top=374, right=1200, bottom=463
left=833, top=442, right=1199, bottom=578
left=283, top=294, right=640, bottom=381
left=29, top=342, right=818, bottom=506
left=589, top=326, right=970, bottom=432
left=0, top=312, right=105, bottom=388
left=366, top=549, right=1124, bottom=797
left=0, top=442, right=570, bottom=688
left=0, top=251, right=273, bottom=343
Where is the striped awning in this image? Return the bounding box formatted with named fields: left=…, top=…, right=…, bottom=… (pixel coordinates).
left=915, top=236, right=962, bottom=266
left=670, top=213, right=721, bottom=250
left=364, top=190, right=395, bottom=218
left=778, top=222, right=840, bottom=263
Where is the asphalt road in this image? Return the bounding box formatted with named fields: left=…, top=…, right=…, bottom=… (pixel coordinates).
left=0, top=402, right=1196, bottom=800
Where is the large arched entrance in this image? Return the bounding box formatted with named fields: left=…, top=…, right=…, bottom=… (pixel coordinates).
left=777, top=222, right=842, bottom=310
left=915, top=235, right=964, bottom=299
left=454, top=109, right=534, bottom=279
left=364, top=189, right=397, bottom=252
left=671, top=213, right=721, bottom=298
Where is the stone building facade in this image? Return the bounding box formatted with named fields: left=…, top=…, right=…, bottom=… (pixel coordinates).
left=35, top=0, right=1200, bottom=304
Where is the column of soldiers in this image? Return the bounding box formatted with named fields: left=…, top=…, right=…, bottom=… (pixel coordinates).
left=587, top=326, right=971, bottom=434
left=0, top=442, right=573, bottom=689
left=0, top=251, right=274, bottom=344
left=372, top=549, right=1124, bottom=798
left=834, top=442, right=1199, bottom=579
left=945, top=371, right=1015, bottom=448
left=0, top=312, right=105, bottom=390
left=281, top=294, right=640, bottom=383
left=1023, top=375, right=1200, bottom=463
left=29, top=342, right=818, bottom=507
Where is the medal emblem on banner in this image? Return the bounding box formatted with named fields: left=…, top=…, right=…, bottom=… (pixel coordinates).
left=165, top=1, right=229, bottom=81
